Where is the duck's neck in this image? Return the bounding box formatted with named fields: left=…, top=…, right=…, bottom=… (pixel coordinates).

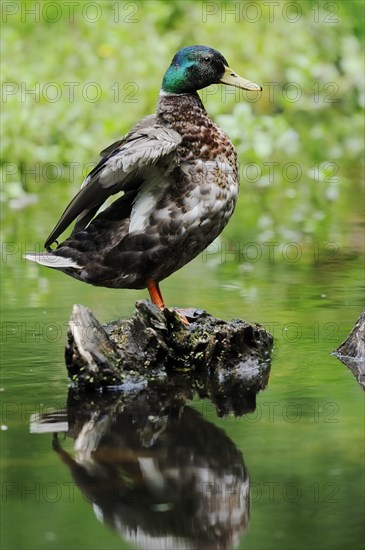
left=156, top=91, right=209, bottom=128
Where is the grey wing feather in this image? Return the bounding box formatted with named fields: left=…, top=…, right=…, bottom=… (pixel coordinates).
left=44, top=119, right=182, bottom=249
left=99, top=127, right=183, bottom=182
left=98, top=114, right=156, bottom=157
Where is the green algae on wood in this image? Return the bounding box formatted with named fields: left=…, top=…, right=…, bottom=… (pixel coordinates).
left=66, top=300, right=273, bottom=400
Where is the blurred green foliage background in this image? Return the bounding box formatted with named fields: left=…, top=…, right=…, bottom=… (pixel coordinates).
left=1, top=0, right=364, bottom=248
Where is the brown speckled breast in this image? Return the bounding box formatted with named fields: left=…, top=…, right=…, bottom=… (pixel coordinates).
left=157, top=92, right=238, bottom=175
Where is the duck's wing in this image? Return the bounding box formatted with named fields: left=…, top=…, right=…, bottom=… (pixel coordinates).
left=98, top=114, right=156, bottom=157
left=44, top=116, right=182, bottom=249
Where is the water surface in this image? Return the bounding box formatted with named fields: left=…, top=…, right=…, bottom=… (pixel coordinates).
left=1, top=196, right=363, bottom=549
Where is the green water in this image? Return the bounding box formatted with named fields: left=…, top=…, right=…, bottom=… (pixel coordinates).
left=1, top=192, right=364, bottom=549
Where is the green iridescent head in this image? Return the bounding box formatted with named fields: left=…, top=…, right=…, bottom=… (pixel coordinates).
left=161, top=45, right=262, bottom=94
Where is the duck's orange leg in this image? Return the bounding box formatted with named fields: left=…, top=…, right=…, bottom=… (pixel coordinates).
left=147, top=279, right=164, bottom=309
left=147, top=278, right=189, bottom=324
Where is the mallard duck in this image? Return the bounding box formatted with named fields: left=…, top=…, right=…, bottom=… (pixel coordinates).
left=26, top=46, right=261, bottom=309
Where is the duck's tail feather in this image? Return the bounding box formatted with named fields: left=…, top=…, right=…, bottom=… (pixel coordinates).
left=25, top=253, right=82, bottom=269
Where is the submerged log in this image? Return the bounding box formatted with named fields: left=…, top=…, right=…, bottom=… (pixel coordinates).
left=66, top=300, right=273, bottom=404
left=333, top=309, right=365, bottom=389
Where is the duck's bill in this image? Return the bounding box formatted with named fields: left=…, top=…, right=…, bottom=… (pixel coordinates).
left=220, top=66, right=262, bottom=91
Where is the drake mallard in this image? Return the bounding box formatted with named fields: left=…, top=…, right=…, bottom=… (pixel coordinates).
left=26, top=46, right=262, bottom=309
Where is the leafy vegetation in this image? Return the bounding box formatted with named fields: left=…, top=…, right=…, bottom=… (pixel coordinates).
left=1, top=0, right=364, bottom=245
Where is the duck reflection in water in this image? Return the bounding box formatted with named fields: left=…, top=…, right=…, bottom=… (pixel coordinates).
left=50, top=388, right=253, bottom=550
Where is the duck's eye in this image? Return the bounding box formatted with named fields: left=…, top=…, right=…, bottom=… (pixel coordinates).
left=204, top=56, right=211, bottom=62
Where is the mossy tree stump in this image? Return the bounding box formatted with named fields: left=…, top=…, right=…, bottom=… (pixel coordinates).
left=66, top=300, right=273, bottom=408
